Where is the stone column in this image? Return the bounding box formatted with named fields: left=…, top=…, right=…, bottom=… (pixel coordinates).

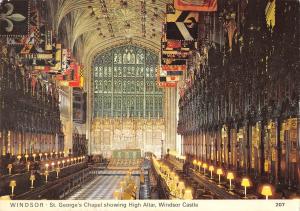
left=297, top=117, right=300, bottom=193
left=245, top=120, right=251, bottom=175
left=260, top=120, right=266, bottom=176
left=298, top=83, right=300, bottom=193
left=227, top=124, right=231, bottom=169
left=164, top=87, right=177, bottom=153
left=274, top=118, right=281, bottom=187
left=86, top=66, right=93, bottom=155
left=59, top=86, right=73, bottom=154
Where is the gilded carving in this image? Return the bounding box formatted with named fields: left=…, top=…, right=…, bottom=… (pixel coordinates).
left=91, top=118, right=165, bottom=157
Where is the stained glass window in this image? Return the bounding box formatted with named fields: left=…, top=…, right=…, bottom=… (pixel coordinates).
left=93, top=45, right=163, bottom=118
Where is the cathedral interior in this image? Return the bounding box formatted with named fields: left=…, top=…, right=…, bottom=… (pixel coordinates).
left=0, top=0, right=299, bottom=200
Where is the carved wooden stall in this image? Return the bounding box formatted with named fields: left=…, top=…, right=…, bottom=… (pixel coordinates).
left=0, top=43, right=64, bottom=171
left=178, top=0, right=299, bottom=193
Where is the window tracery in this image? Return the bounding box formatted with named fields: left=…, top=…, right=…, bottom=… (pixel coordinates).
left=93, top=45, right=163, bottom=118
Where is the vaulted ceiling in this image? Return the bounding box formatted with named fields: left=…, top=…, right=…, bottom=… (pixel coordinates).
left=48, top=0, right=171, bottom=69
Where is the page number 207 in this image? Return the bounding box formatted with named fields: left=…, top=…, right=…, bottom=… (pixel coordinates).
left=275, top=203, right=285, bottom=207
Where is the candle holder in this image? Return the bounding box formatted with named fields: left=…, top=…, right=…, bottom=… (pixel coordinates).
left=261, top=185, right=272, bottom=200
left=50, top=152, right=53, bottom=159
left=9, top=180, right=16, bottom=196
left=62, top=160, right=65, bottom=167
left=183, top=188, right=193, bottom=200
left=192, top=160, right=197, bottom=170
left=7, top=164, right=12, bottom=175
left=71, top=158, right=74, bottom=164
left=197, top=161, right=202, bottom=172
left=57, top=161, right=61, bottom=167
left=119, top=181, right=126, bottom=192
left=55, top=152, right=58, bottom=158
left=216, top=168, right=223, bottom=185
left=226, top=172, right=234, bottom=190
left=30, top=174, right=35, bottom=189
left=27, top=162, right=30, bottom=171
left=45, top=153, right=48, bottom=160
left=56, top=167, right=60, bottom=179
left=25, top=154, right=29, bottom=162
left=113, top=190, right=120, bottom=199
left=32, top=153, right=36, bottom=162
left=51, top=162, right=55, bottom=171
left=241, top=178, right=251, bottom=199
left=44, top=171, right=49, bottom=183
left=45, top=163, right=49, bottom=171
left=59, top=151, right=62, bottom=157
left=202, top=163, right=208, bottom=175
left=39, top=153, right=42, bottom=160
left=209, top=165, right=214, bottom=179
left=17, top=155, right=21, bottom=163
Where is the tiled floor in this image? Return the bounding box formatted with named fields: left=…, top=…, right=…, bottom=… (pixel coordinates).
left=66, top=170, right=139, bottom=200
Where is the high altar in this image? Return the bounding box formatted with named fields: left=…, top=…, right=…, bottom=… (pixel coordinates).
left=91, top=117, right=165, bottom=158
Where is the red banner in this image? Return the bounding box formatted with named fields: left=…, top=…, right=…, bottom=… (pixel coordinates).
left=157, top=81, right=177, bottom=88
left=161, top=65, right=187, bottom=71
left=174, top=0, right=217, bottom=12
left=69, top=64, right=80, bottom=87
left=167, top=40, right=181, bottom=49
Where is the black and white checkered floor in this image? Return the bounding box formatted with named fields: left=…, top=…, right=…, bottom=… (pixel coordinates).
left=66, top=170, right=139, bottom=200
